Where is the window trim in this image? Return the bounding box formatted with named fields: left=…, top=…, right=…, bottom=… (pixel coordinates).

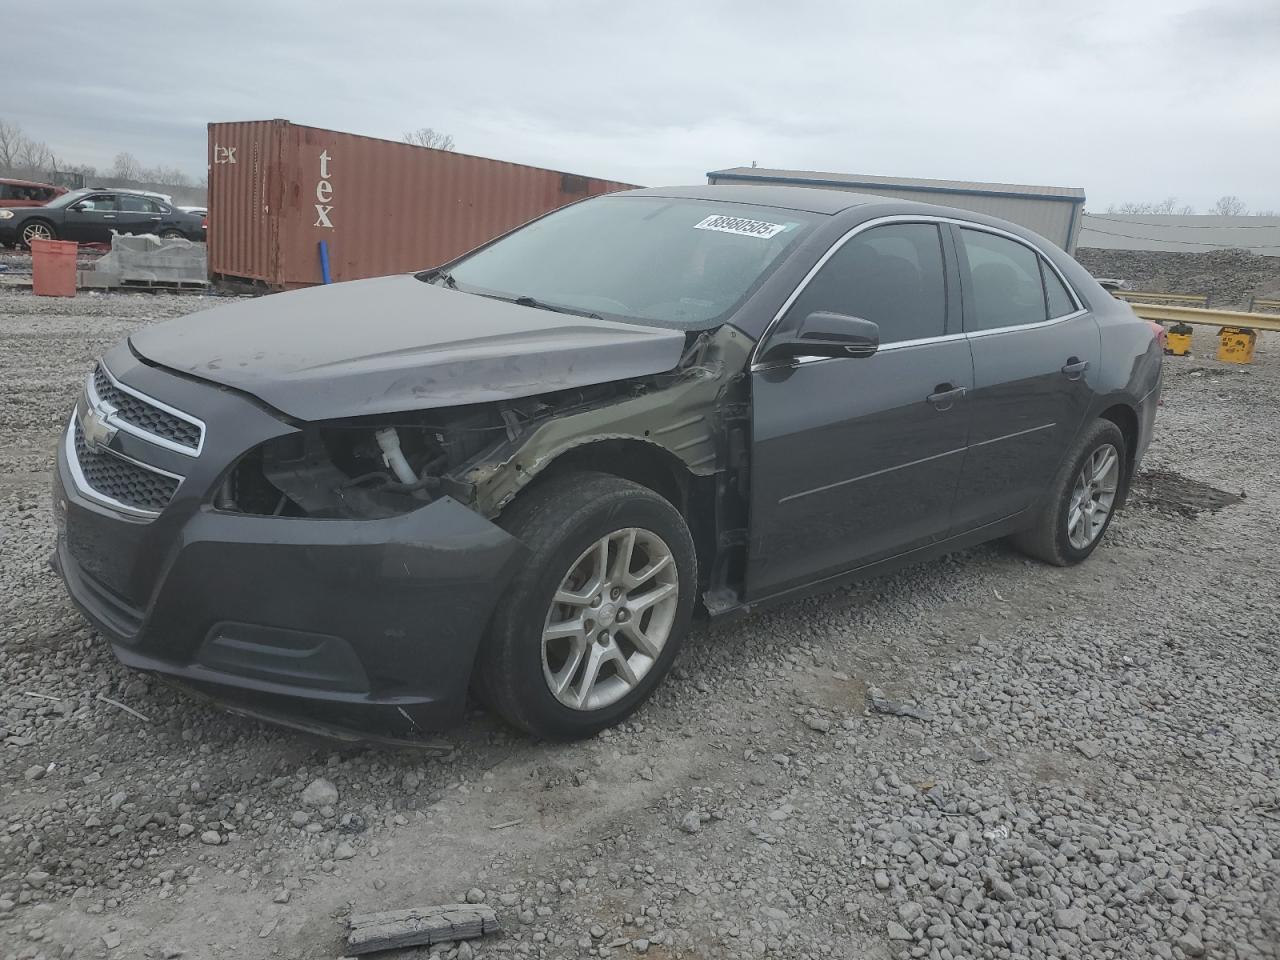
left=751, top=214, right=1086, bottom=368
left=1039, top=253, right=1078, bottom=321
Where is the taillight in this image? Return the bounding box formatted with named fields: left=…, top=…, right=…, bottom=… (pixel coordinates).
left=1146, top=321, right=1167, bottom=350
left=201, top=216, right=208, bottom=229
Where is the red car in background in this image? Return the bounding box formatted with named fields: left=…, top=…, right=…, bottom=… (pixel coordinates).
left=0, top=178, right=66, bottom=208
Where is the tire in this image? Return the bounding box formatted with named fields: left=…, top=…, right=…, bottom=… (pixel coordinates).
left=20, top=220, right=56, bottom=247
left=158, top=229, right=184, bottom=240
left=476, top=471, right=697, bottom=739
left=1011, top=419, right=1127, bottom=566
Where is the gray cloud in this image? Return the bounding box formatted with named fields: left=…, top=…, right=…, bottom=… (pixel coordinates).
left=6, top=0, right=1278, bottom=211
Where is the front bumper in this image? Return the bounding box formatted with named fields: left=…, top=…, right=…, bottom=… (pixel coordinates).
left=53, top=345, right=525, bottom=736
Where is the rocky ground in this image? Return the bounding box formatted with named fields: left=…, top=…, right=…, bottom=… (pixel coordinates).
left=1073, top=247, right=1280, bottom=310
left=1, top=285, right=1277, bottom=960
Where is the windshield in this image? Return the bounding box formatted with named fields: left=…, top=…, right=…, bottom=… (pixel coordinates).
left=44, top=191, right=89, bottom=209
left=431, top=196, right=820, bottom=330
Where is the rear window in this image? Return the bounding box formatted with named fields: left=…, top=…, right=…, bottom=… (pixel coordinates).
left=0, top=183, right=53, bottom=202
left=1042, top=260, right=1078, bottom=318
left=959, top=228, right=1047, bottom=331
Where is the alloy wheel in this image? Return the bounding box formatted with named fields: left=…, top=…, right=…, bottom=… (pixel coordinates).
left=541, top=527, right=679, bottom=711
left=1067, top=443, right=1120, bottom=549
left=21, top=223, right=53, bottom=245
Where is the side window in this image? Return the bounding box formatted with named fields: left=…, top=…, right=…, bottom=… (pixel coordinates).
left=0, top=184, right=13, bottom=200
left=80, top=194, right=118, bottom=212
left=119, top=195, right=151, bottom=212
left=786, top=223, right=947, bottom=344
left=1041, top=259, right=1077, bottom=318
left=959, top=228, right=1047, bottom=331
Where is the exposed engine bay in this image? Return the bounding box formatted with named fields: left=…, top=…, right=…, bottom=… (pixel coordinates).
left=215, top=326, right=754, bottom=530
left=217, top=383, right=625, bottom=519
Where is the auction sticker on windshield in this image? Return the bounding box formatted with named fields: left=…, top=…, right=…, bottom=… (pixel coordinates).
left=694, top=214, right=788, bottom=239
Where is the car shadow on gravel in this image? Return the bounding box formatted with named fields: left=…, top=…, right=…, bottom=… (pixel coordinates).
left=1129, top=468, right=1243, bottom=518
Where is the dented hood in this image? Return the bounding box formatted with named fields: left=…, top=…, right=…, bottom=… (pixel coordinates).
left=130, top=275, right=687, bottom=420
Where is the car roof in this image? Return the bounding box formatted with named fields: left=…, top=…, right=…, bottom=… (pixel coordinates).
left=616, top=184, right=883, bottom=215
left=0, top=177, right=61, bottom=189
left=76, top=187, right=172, bottom=199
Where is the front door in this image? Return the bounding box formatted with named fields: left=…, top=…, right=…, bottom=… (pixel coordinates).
left=747, top=221, right=973, bottom=600
left=947, top=225, right=1101, bottom=532
left=62, top=193, right=120, bottom=243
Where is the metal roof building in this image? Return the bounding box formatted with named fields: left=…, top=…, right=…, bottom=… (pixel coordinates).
left=706, top=167, right=1086, bottom=252
left=1077, top=214, right=1280, bottom=257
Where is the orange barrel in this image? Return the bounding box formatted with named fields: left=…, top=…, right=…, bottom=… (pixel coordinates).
left=31, top=239, right=78, bottom=297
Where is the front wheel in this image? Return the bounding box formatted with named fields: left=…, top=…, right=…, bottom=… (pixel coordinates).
left=20, top=221, right=56, bottom=246
left=1011, top=419, right=1126, bottom=566
left=475, top=471, right=697, bottom=739
left=158, top=229, right=185, bottom=240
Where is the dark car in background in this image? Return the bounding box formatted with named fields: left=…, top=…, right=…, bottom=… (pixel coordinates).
left=51, top=185, right=1162, bottom=741
left=0, top=177, right=66, bottom=208
left=0, top=188, right=206, bottom=247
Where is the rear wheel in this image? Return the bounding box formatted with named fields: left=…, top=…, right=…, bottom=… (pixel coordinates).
left=475, top=471, right=696, bottom=739
left=20, top=220, right=55, bottom=246
left=1011, top=419, right=1126, bottom=566
left=158, top=229, right=185, bottom=240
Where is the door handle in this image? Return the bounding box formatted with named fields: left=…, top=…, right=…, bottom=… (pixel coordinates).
left=927, top=384, right=967, bottom=411
left=1061, top=357, right=1090, bottom=380
left=102, top=214, right=116, bottom=220
left=148, top=216, right=162, bottom=221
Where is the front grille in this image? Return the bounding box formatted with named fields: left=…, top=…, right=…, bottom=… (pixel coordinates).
left=73, top=420, right=180, bottom=513
left=93, top=365, right=202, bottom=451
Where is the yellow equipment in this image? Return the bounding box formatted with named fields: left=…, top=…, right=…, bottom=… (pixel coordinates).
left=1216, top=327, right=1257, bottom=364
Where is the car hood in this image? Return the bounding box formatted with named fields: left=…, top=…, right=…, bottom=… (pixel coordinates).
left=129, top=275, right=688, bottom=421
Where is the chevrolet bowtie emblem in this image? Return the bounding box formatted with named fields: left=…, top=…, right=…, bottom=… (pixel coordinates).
left=78, top=395, right=118, bottom=453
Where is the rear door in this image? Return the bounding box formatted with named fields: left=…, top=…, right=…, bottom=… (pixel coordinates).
left=748, top=221, right=973, bottom=599
left=116, top=194, right=164, bottom=234
left=63, top=193, right=121, bottom=242
left=948, top=225, right=1100, bottom=532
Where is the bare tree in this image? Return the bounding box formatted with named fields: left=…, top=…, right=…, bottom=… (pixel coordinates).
left=0, top=118, right=24, bottom=172
left=1211, top=195, right=1247, bottom=216
left=15, top=137, right=54, bottom=173
left=402, top=127, right=456, bottom=151
left=142, top=164, right=191, bottom=187
left=1106, top=197, right=1194, bottom=215
left=111, top=152, right=142, bottom=181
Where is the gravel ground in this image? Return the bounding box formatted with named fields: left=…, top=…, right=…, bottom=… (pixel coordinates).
left=1, top=286, right=1277, bottom=960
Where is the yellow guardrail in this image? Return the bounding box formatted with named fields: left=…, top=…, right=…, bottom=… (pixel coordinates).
left=1125, top=302, right=1280, bottom=333
left=1247, top=296, right=1280, bottom=312
left=1114, top=290, right=1209, bottom=307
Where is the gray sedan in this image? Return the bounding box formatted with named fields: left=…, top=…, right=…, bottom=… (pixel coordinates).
left=52, top=185, right=1161, bottom=741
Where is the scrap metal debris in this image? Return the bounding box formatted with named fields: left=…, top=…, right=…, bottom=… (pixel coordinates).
left=346, top=904, right=499, bottom=955
left=866, top=685, right=934, bottom=722
left=96, top=694, right=150, bottom=722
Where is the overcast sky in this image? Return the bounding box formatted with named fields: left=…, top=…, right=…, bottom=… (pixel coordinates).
left=8, top=0, right=1279, bottom=211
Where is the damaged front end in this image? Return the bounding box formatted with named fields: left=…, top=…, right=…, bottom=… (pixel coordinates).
left=214, top=325, right=755, bottom=609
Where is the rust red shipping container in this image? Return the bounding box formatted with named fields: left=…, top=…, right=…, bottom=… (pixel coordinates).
left=208, top=120, right=638, bottom=290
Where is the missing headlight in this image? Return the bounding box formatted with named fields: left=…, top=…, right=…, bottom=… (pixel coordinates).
left=217, top=407, right=512, bottom=519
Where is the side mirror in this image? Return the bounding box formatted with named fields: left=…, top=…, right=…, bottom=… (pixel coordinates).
left=69, top=202, right=88, bottom=212
left=763, top=311, right=880, bottom=362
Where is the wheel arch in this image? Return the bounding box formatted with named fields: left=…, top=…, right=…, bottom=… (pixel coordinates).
left=1097, top=402, right=1139, bottom=505
left=502, top=437, right=718, bottom=592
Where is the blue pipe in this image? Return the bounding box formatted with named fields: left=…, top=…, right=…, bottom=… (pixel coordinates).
left=318, top=240, right=332, bottom=284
